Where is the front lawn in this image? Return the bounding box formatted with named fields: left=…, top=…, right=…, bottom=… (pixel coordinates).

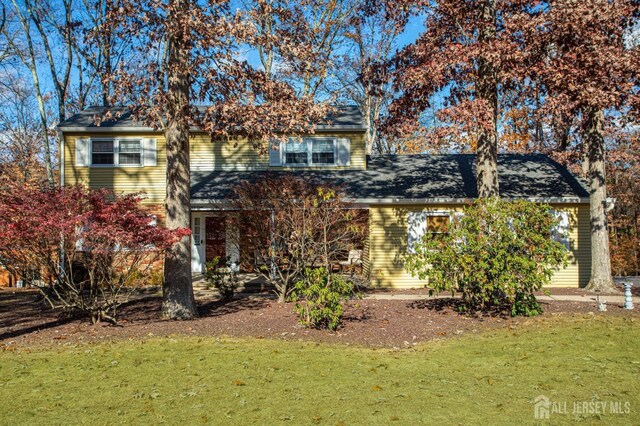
left=1, top=315, right=638, bottom=424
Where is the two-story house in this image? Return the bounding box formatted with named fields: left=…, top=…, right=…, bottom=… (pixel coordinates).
left=59, top=106, right=592, bottom=288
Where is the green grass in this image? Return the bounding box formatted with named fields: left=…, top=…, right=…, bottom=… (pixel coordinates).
left=1, top=315, right=639, bottom=425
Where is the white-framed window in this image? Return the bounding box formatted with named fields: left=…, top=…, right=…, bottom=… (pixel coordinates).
left=91, top=139, right=115, bottom=165
left=77, top=137, right=156, bottom=168
left=90, top=138, right=142, bottom=167
left=283, top=137, right=336, bottom=166
left=550, top=209, right=571, bottom=250
left=407, top=211, right=453, bottom=253
left=119, top=139, right=142, bottom=165
left=193, top=217, right=201, bottom=246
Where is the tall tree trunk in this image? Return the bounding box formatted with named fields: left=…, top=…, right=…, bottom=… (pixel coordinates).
left=476, top=0, right=499, bottom=198
left=554, top=112, right=571, bottom=152
left=161, top=0, right=197, bottom=319
left=584, top=108, right=615, bottom=292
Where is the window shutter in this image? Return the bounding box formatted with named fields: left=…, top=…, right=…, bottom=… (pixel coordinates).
left=551, top=210, right=571, bottom=250
left=75, top=138, right=90, bottom=166
left=269, top=139, right=282, bottom=166
left=407, top=212, right=427, bottom=254
left=336, top=138, right=351, bottom=166
left=143, top=138, right=157, bottom=167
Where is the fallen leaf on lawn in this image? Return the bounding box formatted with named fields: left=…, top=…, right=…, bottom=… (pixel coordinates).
left=371, top=385, right=382, bottom=391
left=232, top=380, right=246, bottom=386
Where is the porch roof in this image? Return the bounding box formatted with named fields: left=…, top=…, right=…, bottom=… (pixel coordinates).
left=190, top=154, right=590, bottom=206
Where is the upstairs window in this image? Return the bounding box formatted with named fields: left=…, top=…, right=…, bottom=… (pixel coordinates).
left=311, top=139, right=335, bottom=164
left=90, top=138, right=142, bottom=166
left=283, top=138, right=336, bottom=166
left=119, top=140, right=142, bottom=165
left=92, top=140, right=115, bottom=165
left=76, top=138, right=156, bottom=168
left=284, top=139, right=309, bottom=165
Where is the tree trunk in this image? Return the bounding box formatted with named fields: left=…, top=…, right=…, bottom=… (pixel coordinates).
left=583, top=108, right=615, bottom=292
left=161, top=0, right=198, bottom=319
left=476, top=0, right=499, bottom=198
left=554, top=111, right=571, bottom=152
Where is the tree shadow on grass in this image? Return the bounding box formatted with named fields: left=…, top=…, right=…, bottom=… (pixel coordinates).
left=408, top=298, right=512, bottom=319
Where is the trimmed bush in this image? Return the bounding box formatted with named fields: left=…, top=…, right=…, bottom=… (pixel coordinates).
left=292, top=268, right=359, bottom=330
left=404, top=198, right=568, bottom=316
left=204, top=256, right=240, bottom=302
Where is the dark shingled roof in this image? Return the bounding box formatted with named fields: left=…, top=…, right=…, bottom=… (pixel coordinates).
left=58, top=105, right=365, bottom=130
left=190, top=154, right=590, bottom=204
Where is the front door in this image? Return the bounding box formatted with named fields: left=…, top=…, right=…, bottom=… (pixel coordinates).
left=205, top=216, right=226, bottom=264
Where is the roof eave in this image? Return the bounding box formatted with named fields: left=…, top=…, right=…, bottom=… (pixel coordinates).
left=58, top=125, right=368, bottom=134
left=191, top=196, right=590, bottom=209
left=58, top=126, right=157, bottom=133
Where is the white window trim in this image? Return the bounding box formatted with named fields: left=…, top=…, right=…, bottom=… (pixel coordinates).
left=89, top=137, right=144, bottom=168
left=550, top=209, right=571, bottom=251
left=407, top=210, right=454, bottom=254
left=193, top=217, right=202, bottom=246
left=282, top=137, right=338, bottom=167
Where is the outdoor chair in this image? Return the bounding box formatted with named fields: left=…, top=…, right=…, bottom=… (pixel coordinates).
left=338, top=249, right=363, bottom=273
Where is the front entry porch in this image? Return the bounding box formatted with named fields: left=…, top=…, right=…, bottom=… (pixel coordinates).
left=190, top=212, right=239, bottom=274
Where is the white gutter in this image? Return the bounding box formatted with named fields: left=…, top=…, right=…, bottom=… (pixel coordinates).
left=58, top=126, right=157, bottom=133
left=57, top=125, right=368, bottom=133
left=190, top=196, right=590, bottom=209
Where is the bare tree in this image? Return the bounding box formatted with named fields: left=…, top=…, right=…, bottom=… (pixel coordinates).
left=2, top=1, right=55, bottom=186
left=248, top=0, right=358, bottom=99
left=330, top=3, right=402, bottom=154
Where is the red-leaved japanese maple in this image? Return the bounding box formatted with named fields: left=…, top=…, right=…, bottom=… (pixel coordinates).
left=0, top=184, right=188, bottom=324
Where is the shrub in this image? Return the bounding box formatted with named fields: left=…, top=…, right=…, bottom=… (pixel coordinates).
left=403, top=198, right=568, bottom=316
left=230, top=175, right=367, bottom=302
left=292, top=268, right=359, bottom=330
left=204, top=256, right=240, bottom=302
left=0, top=184, right=187, bottom=324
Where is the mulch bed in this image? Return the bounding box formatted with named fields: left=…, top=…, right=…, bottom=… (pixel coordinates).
left=1, top=288, right=638, bottom=349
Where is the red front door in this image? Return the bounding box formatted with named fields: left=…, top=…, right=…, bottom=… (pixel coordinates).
left=205, top=216, right=226, bottom=262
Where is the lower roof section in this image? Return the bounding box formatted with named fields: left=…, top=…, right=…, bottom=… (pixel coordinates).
left=190, top=154, right=590, bottom=206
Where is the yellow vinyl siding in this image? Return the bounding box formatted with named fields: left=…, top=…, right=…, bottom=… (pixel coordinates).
left=63, top=133, right=166, bottom=205
left=368, top=204, right=591, bottom=289
left=551, top=204, right=591, bottom=287
left=64, top=130, right=367, bottom=201
left=190, top=132, right=367, bottom=172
